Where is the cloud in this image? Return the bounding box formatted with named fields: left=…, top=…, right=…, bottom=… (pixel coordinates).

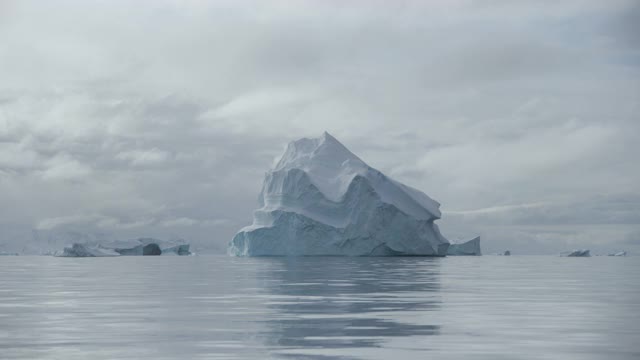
left=160, top=217, right=231, bottom=227
left=116, top=148, right=171, bottom=167
left=36, top=214, right=98, bottom=230
left=444, top=202, right=549, bottom=216
left=160, top=217, right=198, bottom=227
left=37, top=212, right=233, bottom=232
left=40, top=154, right=91, bottom=181
left=209, top=87, right=315, bottom=119
left=1, top=0, right=639, bottom=253
left=36, top=214, right=154, bottom=230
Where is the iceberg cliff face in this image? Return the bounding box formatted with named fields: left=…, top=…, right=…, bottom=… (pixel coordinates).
left=229, top=132, right=450, bottom=256
left=447, top=236, right=481, bottom=256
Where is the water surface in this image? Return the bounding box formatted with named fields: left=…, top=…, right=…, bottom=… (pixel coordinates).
left=1, top=256, right=638, bottom=359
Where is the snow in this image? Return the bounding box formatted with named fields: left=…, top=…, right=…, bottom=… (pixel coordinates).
left=561, top=249, right=591, bottom=257
left=229, top=132, right=452, bottom=256
left=447, top=236, right=482, bottom=256
left=56, top=238, right=192, bottom=257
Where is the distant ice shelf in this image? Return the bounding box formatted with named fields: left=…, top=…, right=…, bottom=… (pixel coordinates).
left=57, top=238, right=192, bottom=257
left=229, top=132, right=466, bottom=257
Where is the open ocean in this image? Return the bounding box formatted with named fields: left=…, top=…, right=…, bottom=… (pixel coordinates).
left=1, top=255, right=638, bottom=359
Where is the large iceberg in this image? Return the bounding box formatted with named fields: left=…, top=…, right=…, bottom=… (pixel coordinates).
left=229, top=132, right=451, bottom=256
left=447, top=236, right=481, bottom=256
left=57, top=238, right=192, bottom=257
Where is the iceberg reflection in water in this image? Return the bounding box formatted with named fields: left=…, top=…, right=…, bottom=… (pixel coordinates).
left=0, top=256, right=638, bottom=359
left=258, top=257, right=442, bottom=352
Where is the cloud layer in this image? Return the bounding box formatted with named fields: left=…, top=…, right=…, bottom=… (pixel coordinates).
left=1, top=0, right=638, bottom=253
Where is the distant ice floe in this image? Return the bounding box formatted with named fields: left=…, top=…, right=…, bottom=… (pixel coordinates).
left=57, top=238, right=192, bottom=257
left=608, top=251, right=627, bottom=257
left=560, top=249, right=591, bottom=257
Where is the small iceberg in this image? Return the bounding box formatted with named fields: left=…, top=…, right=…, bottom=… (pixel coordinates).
left=57, top=238, right=192, bottom=257
left=60, top=243, right=120, bottom=257
left=608, top=251, right=627, bottom=257
left=447, top=236, right=481, bottom=256
left=561, top=249, right=591, bottom=257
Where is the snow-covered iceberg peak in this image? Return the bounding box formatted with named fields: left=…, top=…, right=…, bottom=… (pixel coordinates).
left=269, top=132, right=441, bottom=221
left=229, top=132, right=450, bottom=256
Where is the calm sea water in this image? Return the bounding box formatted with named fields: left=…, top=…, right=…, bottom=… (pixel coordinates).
left=0, top=255, right=638, bottom=359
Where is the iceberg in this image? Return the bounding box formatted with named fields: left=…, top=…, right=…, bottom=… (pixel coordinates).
left=608, top=251, right=627, bottom=257
left=59, top=243, right=120, bottom=257
left=229, top=132, right=452, bottom=256
left=561, top=249, right=591, bottom=257
left=104, top=238, right=192, bottom=256
left=447, top=236, right=481, bottom=256
left=57, top=238, right=192, bottom=257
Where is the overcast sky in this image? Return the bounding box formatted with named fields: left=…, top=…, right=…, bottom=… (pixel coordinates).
left=1, top=0, right=639, bottom=254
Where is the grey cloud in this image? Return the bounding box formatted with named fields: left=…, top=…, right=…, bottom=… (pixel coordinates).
left=0, top=0, right=638, bottom=253
left=443, top=194, right=640, bottom=226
